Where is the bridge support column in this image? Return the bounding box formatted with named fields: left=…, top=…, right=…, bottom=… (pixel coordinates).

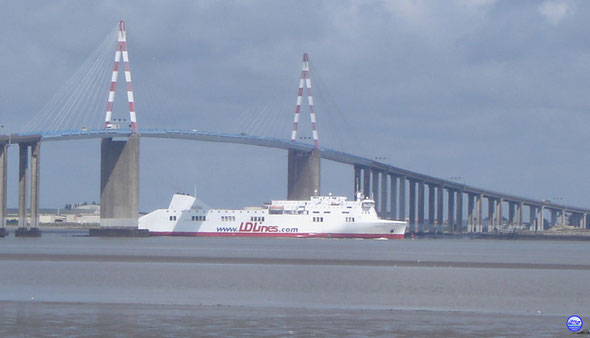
left=287, top=148, right=320, bottom=200
left=508, top=202, right=515, bottom=228
left=447, top=189, right=454, bottom=232
left=495, top=198, right=503, bottom=230
left=517, top=202, right=523, bottom=228
left=399, top=176, right=406, bottom=222
left=428, top=184, right=435, bottom=232
left=15, top=142, right=41, bottom=237
left=476, top=194, right=483, bottom=232
left=371, top=169, right=379, bottom=209
left=408, top=180, right=416, bottom=232
left=353, top=165, right=361, bottom=198
left=529, top=206, right=536, bottom=231
left=560, top=209, right=566, bottom=226
left=436, top=186, right=443, bottom=233
left=417, top=181, right=424, bottom=231
left=30, top=142, right=40, bottom=229
left=467, top=193, right=474, bottom=232
left=550, top=210, right=557, bottom=227
left=363, top=167, right=371, bottom=198
left=18, top=144, right=27, bottom=229
left=487, top=198, right=495, bottom=232
left=97, top=135, right=142, bottom=235
left=456, top=190, right=463, bottom=233
left=0, top=144, right=6, bottom=237
left=537, top=206, right=544, bottom=231
left=389, top=174, right=398, bottom=220
left=380, top=172, right=387, bottom=218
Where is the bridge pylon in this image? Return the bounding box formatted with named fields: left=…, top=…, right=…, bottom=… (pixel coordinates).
left=104, top=21, right=138, bottom=132
left=287, top=53, right=321, bottom=200
left=93, top=21, right=145, bottom=236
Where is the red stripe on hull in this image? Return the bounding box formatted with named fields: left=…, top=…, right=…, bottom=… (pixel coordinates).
left=147, top=231, right=404, bottom=239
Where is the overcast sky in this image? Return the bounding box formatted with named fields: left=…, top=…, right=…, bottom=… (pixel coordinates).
left=1, top=0, right=590, bottom=212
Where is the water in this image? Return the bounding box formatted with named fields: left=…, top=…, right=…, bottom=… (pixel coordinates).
left=1, top=230, right=589, bottom=336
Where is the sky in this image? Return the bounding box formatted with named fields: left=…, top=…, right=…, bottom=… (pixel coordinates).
left=1, top=0, right=590, bottom=212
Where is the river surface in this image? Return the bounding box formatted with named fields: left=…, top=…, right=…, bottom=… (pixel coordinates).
left=1, top=230, right=589, bottom=336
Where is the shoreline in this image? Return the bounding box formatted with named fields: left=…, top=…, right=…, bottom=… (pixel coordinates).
left=409, top=230, right=590, bottom=241
left=3, top=224, right=590, bottom=241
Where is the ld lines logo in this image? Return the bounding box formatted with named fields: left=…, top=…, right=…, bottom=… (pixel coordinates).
left=239, top=222, right=278, bottom=233
left=567, top=315, right=583, bottom=333
left=237, top=222, right=299, bottom=233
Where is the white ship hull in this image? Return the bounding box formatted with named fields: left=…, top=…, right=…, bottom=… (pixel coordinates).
left=139, top=193, right=407, bottom=239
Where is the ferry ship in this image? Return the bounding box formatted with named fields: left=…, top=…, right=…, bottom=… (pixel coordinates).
left=139, top=193, right=408, bottom=239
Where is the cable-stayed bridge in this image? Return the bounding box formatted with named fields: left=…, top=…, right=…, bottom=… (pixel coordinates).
left=1, top=22, right=588, bottom=237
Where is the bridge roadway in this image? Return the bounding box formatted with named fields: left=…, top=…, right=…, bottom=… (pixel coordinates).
left=2, top=127, right=589, bottom=233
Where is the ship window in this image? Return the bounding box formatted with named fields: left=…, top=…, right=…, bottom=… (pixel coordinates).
left=324, top=211, right=331, bottom=214
left=313, top=211, right=320, bottom=214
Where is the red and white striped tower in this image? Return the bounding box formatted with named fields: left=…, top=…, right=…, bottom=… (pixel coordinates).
left=291, top=53, right=319, bottom=149
left=104, top=21, right=137, bottom=133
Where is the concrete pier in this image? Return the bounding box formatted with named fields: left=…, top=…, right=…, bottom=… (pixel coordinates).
left=389, top=174, right=397, bottom=220
left=476, top=194, right=483, bottom=232
left=417, top=181, right=424, bottom=231
left=517, top=202, right=523, bottom=228
left=380, top=172, right=387, bottom=218
left=447, top=189, right=454, bottom=232
left=99, top=135, right=140, bottom=229
left=0, top=144, right=6, bottom=237
left=488, top=199, right=495, bottom=232
left=353, top=165, right=361, bottom=198
left=371, top=169, right=379, bottom=203
left=363, top=167, right=371, bottom=198
left=456, top=190, right=463, bottom=232
left=550, top=210, right=557, bottom=227
left=436, top=186, right=443, bottom=233
left=15, top=142, right=41, bottom=237
left=287, top=149, right=320, bottom=200
left=408, top=180, right=416, bottom=231
left=529, top=206, right=536, bottom=231
left=467, top=194, right=474, bottom=232
left=18, top=144, right=28, bottom=229
left=30, top=142, right=40, bottom=229
left=398, top=176, right=406, bottom=222
left=495, top=198, right=503, bottom=230
left=428, top=184, right=435, bottom=232
left=537, top=206, right=544, bottom=231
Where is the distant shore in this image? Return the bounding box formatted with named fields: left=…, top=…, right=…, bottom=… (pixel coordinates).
left=409, top=229, right=590, bottom=241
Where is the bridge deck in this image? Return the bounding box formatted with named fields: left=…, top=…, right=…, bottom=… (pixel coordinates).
left=2, top=128, right=588, bottom=214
